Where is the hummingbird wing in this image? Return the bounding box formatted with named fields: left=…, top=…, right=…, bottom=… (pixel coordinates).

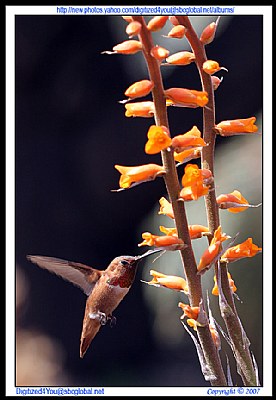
left=27, top=255, right=103, bottom=296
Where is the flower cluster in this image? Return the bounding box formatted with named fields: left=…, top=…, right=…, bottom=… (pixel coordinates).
left=104, top=15, right=262, bottom=386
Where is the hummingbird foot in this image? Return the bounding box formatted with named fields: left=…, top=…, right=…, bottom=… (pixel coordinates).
left=108, top=315, right=117, bottom=328
left=88, top=311, right=108, bottom=325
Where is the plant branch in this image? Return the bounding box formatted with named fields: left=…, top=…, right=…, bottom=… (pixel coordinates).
left=133, top=16, right=227, bottom=386
left=177, top=16, right=258, bottom=386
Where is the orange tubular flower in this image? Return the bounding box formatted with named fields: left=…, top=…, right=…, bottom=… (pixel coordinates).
left=147, top=16, right=169, bottom=31
left=203, top=60, right=228, bottom=75
left=143, top=270, right=188, bottom=293
left=179, top=164, right=212, bottom=201
left=174, top=148, right=201, bottom=164
left=126, top=21, right=142, bottom=38
left=145, top=125, right=172, bottom=154
left=114, top=164, right=165, bottom=189
left=165, top=88, right=208, bottom=108
left=124, top=80, right=154, bottom=100
left=212, top=225, right=231, bottom=243
left=125, top=101, right=155, bottom=117
left=178, top=302, right=200, bottom=320
left=197, top=242, right=221, bottom=273
left=159, top=197, right=174, bottom=219
left=212, top=272, right=237, bottom=296
left=197, top=226, right=230, bottom=273
left=166, top=25, right=186, bottom=39
left=188, top=225, right=210, bottom=240
left=165, top=51, right=195, bottom=66
left=179, top=184, right=209, bottom=201
left=171, top=126, right=206, bottom=153
left=220, top=238, right=262, bottom=263
left=216, top=190, right=249, bottom=213
left=182, top=164, right=212, bottom=187
left=159, top=225, right=177, bottom=236
left=150, top=46, right=170, bottom=61
left=215, top=117, right=258, bottom=136
left=138, top=232, right=185, bottom=251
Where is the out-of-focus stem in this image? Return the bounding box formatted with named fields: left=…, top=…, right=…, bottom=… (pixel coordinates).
left=132, top=16, right=227, bottom=386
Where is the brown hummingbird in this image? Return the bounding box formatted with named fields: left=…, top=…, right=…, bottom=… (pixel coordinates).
left=27, top=249, right=161, bottom=358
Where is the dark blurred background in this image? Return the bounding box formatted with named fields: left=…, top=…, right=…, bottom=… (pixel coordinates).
left=15, top=15, right=262, bottom=387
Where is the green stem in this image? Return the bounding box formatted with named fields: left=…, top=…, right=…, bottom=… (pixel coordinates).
left=132, top=16, right=227, bottom=387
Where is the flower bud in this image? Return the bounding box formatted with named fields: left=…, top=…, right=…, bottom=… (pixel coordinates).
left=211, top=76, right=223, bottom=91
left=200, top=17, right=220, bottom=45
left=126, top=21, right=142, bottom=38
left=113, top=40, right=142, bottom=54
left=125, top=101, right=155, bottom=118
left=165, top=88, right=208, bottom=108
left=124, top=80, right=154, bottom=100
left=203, top=60, right=228, bottom=75
left=169, top=16, right=180, bottom=26
left=147, top=16, right=168, bottom=31
left=166, top=25, right=186, bottom=39
left=150, top=45, right=170, bottom=61
left=102, top=40, right=142, bottom=55
left=165, top=51, right=195, bottom=66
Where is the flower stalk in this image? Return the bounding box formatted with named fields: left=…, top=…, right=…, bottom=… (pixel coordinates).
left=132, top=15, right=227, bottom=386
left=107, top=15, right=261, bottom=387
left=177, top=15, right=259, bottom=386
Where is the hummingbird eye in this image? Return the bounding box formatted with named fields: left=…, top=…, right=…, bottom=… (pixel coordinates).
left=120, top=260, right=129, bottom=267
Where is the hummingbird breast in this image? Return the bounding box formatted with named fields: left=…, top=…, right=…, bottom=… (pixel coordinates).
left=87, top=275, right=130, bottom=316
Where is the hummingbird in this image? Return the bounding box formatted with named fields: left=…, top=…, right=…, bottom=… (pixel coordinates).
left=27, top=249, right=161, bottom=358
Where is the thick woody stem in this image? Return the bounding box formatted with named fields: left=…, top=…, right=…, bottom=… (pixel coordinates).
left=177, top=16, right=258, bottom=386
left=133, top=16, right=226, bottom=386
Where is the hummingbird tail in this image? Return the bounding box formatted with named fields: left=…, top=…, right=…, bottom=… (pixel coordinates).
left=80, top=337, right=93, bottom=358
left=80, top=319, right=101, bottom=358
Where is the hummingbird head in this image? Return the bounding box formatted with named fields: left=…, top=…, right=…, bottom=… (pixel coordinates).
left=109, top=249, right=163, bottom=289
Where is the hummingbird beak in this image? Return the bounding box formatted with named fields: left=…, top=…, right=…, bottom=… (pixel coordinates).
left=135, top=248, right=165, bottom=261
